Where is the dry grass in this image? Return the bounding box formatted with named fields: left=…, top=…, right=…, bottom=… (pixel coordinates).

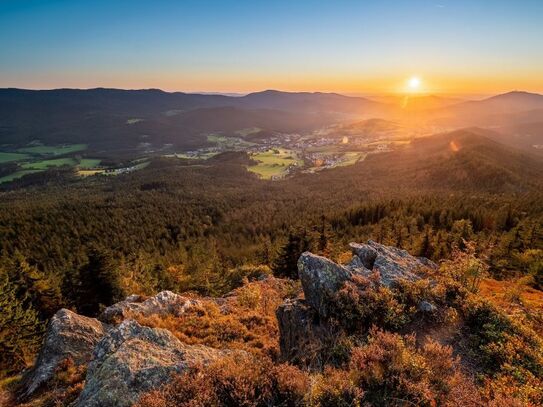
left=479, top=278, right=543, bottom=312
left=133, top=277, right=300, bottom=358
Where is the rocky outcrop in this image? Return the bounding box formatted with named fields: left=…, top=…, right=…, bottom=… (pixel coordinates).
left=276, top=299, right=325, bottom=363
left=297, top=241, right=436, bottom=321
left=75, top=319, right=234, bottom=407
left=279, top=241, right=438, bottom=362
left=297, top=252, right=353, bottom=318
left=100, top=290, right=199, bottom=324
left=349, top=240, right=437, bottom=286
left=19, top=309, right=108, bottom=398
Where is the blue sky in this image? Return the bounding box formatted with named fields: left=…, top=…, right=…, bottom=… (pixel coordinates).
left=1, top=0, right=542, bottom=93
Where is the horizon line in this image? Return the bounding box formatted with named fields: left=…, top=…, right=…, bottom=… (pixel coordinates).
left=2, top=86, right=542, bottom=99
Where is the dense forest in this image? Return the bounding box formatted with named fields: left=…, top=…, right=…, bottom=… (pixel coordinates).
left=1, top=131, right=543, bottom=381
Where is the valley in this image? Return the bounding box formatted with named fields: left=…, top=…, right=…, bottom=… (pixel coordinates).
left=1, top=88, right=543, bottom=407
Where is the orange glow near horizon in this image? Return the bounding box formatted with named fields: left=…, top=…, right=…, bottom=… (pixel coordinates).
left=3, top=70, right=542, bottom=96
left=3, top=2, right=543, bottom=96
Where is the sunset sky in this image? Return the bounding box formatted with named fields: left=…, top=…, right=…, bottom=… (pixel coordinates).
left=1, top=0, right=542, bottom=95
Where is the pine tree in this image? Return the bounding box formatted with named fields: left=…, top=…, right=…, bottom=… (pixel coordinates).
left=10, top=252, right=62, bottom=319
left=317, top=215, right=331, bottom=257
left=0, top=271, right=43, bottom=374
left=273, top=230, right=311, bottom=279
left=74, top=247, right=123, bottom=316
left=420, top=227, right=434, bottom=259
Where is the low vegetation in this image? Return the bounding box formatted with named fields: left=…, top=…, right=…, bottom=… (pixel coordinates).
left=247, top=148, right=302, bottom=179
left=132, top=250, right=543, bottom=406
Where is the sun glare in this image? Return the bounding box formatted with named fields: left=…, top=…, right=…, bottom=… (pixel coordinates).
left=407, top=76, right=421, bottom=91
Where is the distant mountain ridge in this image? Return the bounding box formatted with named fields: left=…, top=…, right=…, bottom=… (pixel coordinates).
left=430, top=91, right=543, bottom=126
left=1, top=88, right=542, bottom=150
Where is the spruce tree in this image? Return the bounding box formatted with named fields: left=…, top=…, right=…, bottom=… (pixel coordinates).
left=273, top=230, right=311, bottom=279
left=74, top=247, right=123, bottom=316
left=0, top=271, right=43, bottom=374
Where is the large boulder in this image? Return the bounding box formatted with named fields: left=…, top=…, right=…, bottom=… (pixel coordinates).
left=276, top=299, right=324, bottom=364
left=99, top=291, right=199, bottom=324
left=349, top=240, right=437, bottom=286
left=19, top=309, right=108, bottom=398
left=74, top=319, right=233, bottom=407
left=297, top=252, right=353, bottom=318
left=278, top=241, right=438, bottom=362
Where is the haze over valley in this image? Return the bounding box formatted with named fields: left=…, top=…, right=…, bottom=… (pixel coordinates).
left=1, top=88, right=543, bottom=183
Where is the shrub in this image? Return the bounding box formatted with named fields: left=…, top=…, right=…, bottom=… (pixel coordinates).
left=136, top=355, right=309, bottom=407
left=133, top=278, right=299, bottom=358
left=462, top=298, right=543, bottom=405
left=348, top=328, right=469, bottom=407
left=308, top=368, right=363, bottom=407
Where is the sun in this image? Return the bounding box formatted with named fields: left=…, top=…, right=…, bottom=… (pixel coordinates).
left=407, top=76, right=421, bottom=91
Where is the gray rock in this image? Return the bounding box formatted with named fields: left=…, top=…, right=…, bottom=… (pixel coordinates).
left=100, top=290, right=199, bottom=324
left=419, top=301, right=437, bottom=313
left=298, top=252, right=353, bottom=318
left=346, top=255, right=373, bottom=276
left=349, top=243, right=378, bottom=269
left=350, top=240, right=437, bottom=287
left=74, top=319, right=232, bottom=407
left=276, top=299, right=324, bottom=363
left=20, top=309, right=108, bottom=399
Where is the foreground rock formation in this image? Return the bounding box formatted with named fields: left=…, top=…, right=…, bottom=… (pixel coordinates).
left=75, top=320, right=233, bottom=407
left=277, top=240, right=437, bottom=361
left=19, top=309, right=108, bottom=398
left=20, top=240, right=436, bottom=405
left=19, top=291, right=212, bottom=405
left=99, top=290, right=199, bottom=324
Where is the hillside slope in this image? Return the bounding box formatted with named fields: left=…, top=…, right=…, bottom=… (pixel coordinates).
left=5, top=242, right=542, bottom=406
left=0, top=88, right=385, bottom=148
left=350, top=129, right=543, bottom=192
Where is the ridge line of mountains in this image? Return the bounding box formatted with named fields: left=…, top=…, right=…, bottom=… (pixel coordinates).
left=1, top=88, right=543, bottom=152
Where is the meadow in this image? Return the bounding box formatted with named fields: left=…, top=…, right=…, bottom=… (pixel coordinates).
left=207, top=134, right=255, bottom=149
left=0, top=144, right=103, bottom=183
left=247, top=148, right=302, bottom=179
left=16, top=144, right=87, bottom=155
left=0, top=169, right=42, bottom=183
left=21, top=158, right=77, bottom=170
left=0, top=152, right=30, bottom=163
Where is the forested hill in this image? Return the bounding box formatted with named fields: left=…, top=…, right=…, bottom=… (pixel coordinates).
left=0, top=131, right=541, bottom=311
left=359, top=129, right=543, bottom=192
left=1, top=127, right=543, bottom=406
left=0, top=88, right=383, bottom=148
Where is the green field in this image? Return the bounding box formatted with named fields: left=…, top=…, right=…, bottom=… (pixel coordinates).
left=21, top=158, right=77, bottom=170
left=0, top=152, right=30, bottom=163
left=207, top=134, right=255, bottom=148
left=17, top=144, right=87, bottom=155
left=336, top=152, right=366, bottom=167
left=78, top=159, right=101, bottom=169
left=247, top=148, right=302, bottom=179
left=235, top=127, right=261, bottom=137
left=19, top=157, right=100, bottom=171
left=169, top=152, right=218, bottom=160
left=0, top=170, right=43, bottom=184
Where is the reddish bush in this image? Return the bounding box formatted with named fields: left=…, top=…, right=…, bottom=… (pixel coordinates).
left=136, top=354, right=309, bottom=407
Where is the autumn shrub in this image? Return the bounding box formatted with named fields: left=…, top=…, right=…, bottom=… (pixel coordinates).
left=48, top=357, right=87, bottom=406
left=133, top=277, right=299, bottom=358
left=440, top=241, right=489, bottom=293
left=14, top=357, right=88, bottom=407
left=327, top=274, right=408, bottom=333
left=136, top=354, right=309, bottom=407
left=327, top=270, right=465, bottom=335
left=308, top=367, right=363, bottom=407
left=462, top=298, right=543, bottom=404
left=348, top=328, right=469, bottom=407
